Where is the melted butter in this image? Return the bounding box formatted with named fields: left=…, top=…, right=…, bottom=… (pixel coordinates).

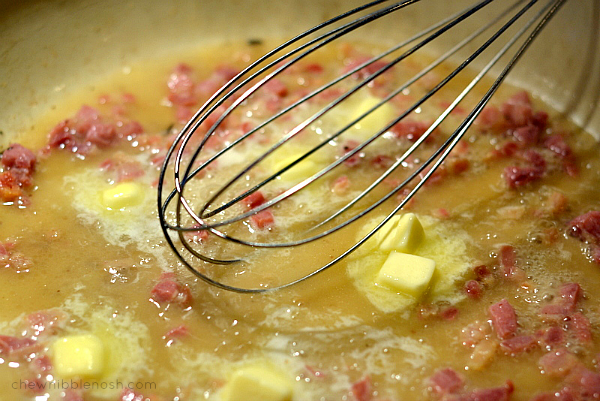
left=1, top=40, right=600, bottom=401
left=348, top=214, right=473, bottom=313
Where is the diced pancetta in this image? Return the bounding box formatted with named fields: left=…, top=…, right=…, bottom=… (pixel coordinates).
left=250, top=209, right=275, bottom=230
left=489, top=299, right=518, bottom=340
left=351, top=376, right=372, bottom=401
left=538, top=348, right=580, bottom=378
left=151, top=273, right=193, bottom=308
left=567, top=211, right=600, bottom=244
left=429, top=368, right=464, bottom=395
left=242, top=191, right=266, bottom=209
left=500, top=335, right=537, bottom=355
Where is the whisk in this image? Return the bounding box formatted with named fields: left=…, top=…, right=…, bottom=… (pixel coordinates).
left=158, top=0, right=568, bottom=293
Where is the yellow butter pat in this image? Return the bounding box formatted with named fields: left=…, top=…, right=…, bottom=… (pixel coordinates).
left=101, top=182, right=145, bottom=210
left=352, top=95, right=396, bottom=140
left=379, top=213, right=425, bottom=253
left=221, top=364, right=293, bottom=401
left=377, top=251, right=435, bottom=298
left=373, top=215, right=401, bottom=245
left=273, top=154, right=321, bottom=183
left=51, top=334, right=105, bottom=379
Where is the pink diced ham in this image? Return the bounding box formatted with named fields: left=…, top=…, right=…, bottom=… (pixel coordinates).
left=565, top=366, right=600, bottom=398
left=167, top=63, right=198, bottom=107
left=440, top=306, right=460, bottom=321
left=184, top=223, right=210, bottom=244
left=86, top=122, right=118, bottom=148
left=47, top=105, right=143, bottom=155
left=504, top=165, right=544, bottom=189
left=568, top=312, right=592, bottom=343
left=117, top=121, right=144, bottom=138
left=523, top=150, right=547, bottom=171
left=460, top=321, right=491, bottom=348
left=331, top=175, right=350, bottom=195
left=0, top=334, right=37, bottom=356
left=540, top=303, right=569, bottom=318
left=559, top=283, right=581, bottom=313
left=242, top=191, right=266, bottom=209
left=500, top=335, right=537, bottom=354
left=544, top=134, right=577, bottom=176
left=500, top=141, right=519, bottom=158
left=567, top=211, right=600, bottom=244
left=31, top=355, right=53, bottom=373
left=429, top=368, right=464, bottom=395
left=75, top=104, right=100, bottom=122
left=544, top=134, right=573, bottom=159
left=502, top=91, right=533, bottom=128
left=476, top=106, right=505, bottom=131
left=27, top=309, right=67, bottom=337
left=466, top=382, right=514, bottom=401
left=539, top=348, right=580, bottom=378
left=451, top=381, right=515, bottom=401
left=250, top=209, right=275, bottom=230
left=489, top=299, right=518, bottom=340
left=464, top=280, right=483, bottom=299
left=473, top=265, right=490, bottom=280
left=1, top=144, right=36, bottom=172
left=151, top=273, right=192, bottom=308
left=0, top=144, right=37, bottom=202
left=530, top=388, right=575, bottom=401
left=304, top=63, right=324, bottom=74
left=512, top=125, right=540, bottom=147
left=262, top=78, right=288, bottom=97
left=391, top=120, right=433, bottom=142
left=537, top=326, right=565, bottom=348
left=351, top=376, right=372, bottom=401
left=163, top=325, right=189, bottom=345
left=164, top=324, right=189, bottom=339
left=499, top=245, right=516, bottom=278
left=342, top=140, right=363, bottom=167
left=504, top=150, right=546, bottom=190
left=370, top=154, right=394, bottom=170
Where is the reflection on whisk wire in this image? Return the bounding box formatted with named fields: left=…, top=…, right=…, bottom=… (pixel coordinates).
left=157, top=0, right=568, bottom=293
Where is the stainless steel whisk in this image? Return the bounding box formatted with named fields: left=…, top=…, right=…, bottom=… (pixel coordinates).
left=158, top=0, right=568, bottom=293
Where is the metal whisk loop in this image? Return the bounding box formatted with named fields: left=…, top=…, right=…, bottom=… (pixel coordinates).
left=158, top=0, right=568, bottom=292
left=195, top=0, right=496, bottom=226
left=166, top=0, right=490, bottom=229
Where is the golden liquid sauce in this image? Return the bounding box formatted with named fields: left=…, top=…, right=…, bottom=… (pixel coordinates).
left=1, top=40, right=600, bottom=401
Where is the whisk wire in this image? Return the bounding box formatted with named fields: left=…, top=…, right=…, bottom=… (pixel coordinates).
left=162, top=0, right=491, bottom=224
left=269, top=0, right=568, bottom=294
left=304, top=0, right=556, bottom=243
left=192, top=0, right=535, bottom=237
left=186, top=0, right=496, bottom=224
left=159, top=0, right=569, bottom=292
left=194, top=0, right=497, bottom=221
left=157, top=0, right=427, bottom=272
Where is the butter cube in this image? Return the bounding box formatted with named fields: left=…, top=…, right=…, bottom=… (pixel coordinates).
left=352, top=95, right=396, bottom=140
left=373, top=215, right=402, bottom=245
left=376, top=251, right=435, bottom=298
left=101, top=182, right=144, bottom=210
left=221, top=364, right=293, bottom=401
left=52, top=334, right=105, bottom=378
left=273, top=155, right=321, bottom=183
left=379, top=213, right=425, bottom=253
